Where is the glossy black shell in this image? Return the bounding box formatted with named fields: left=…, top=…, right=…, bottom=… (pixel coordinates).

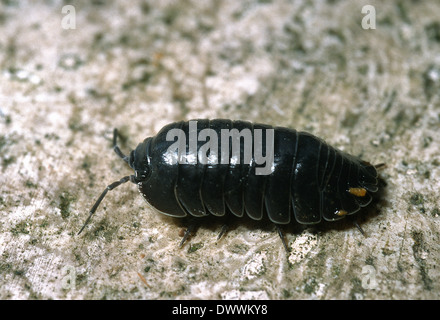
left=130, top=119, right=378, bottom=225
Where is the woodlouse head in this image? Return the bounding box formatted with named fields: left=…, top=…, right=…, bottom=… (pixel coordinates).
left=130, top=138, right=152, bottom=183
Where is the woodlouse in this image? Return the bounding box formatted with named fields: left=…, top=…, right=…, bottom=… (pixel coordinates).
left=78, top=119, right=381, bottom=249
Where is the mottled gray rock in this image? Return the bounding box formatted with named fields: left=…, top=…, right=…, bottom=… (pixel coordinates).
left=1, top=0, right=439, bottom=299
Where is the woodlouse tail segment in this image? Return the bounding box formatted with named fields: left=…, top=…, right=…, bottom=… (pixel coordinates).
left=113, top=128, right=130, bottom=164
left=77, top=175, right=135, bottom=235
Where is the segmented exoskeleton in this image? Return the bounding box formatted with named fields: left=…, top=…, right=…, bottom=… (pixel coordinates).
left=78, top=119, right=380, bottom=249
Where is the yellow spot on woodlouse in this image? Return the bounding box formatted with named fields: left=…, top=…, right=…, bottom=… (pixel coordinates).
left=349, top=187, right=367, bottom=197
left=336, top=210, right=348, bottom=216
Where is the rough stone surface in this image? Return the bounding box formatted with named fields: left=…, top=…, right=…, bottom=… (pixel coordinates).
left=1, top=0, right=440, bottom=300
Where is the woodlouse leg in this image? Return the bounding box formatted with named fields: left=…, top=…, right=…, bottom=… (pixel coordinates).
left=353, top=220, right=367, bottom=237
left=374, top=163, right=386, bottom=170
left=217, top=224, right=229, bottom=241
left=275, top=225, right=290, bottom=252
left=179, top=222, right=199, bottom=248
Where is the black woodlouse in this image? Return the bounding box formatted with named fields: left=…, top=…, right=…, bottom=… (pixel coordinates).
left=78, top=119, right=381, bottom=249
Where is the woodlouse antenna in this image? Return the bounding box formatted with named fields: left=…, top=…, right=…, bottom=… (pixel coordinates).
left=113, top=128, right=130, bottom=164
left=77, top=129, right=136, bottom=235
left=77, top=175, right=134, bottom=235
